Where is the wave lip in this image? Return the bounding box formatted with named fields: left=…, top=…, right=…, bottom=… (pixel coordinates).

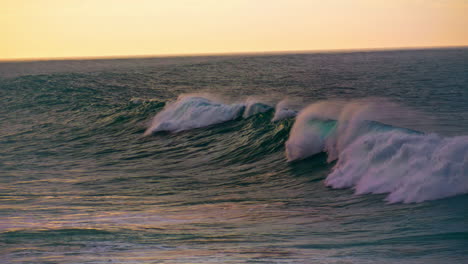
left=144, top=95, right=244, bottom=134
left=144, top=94, right=293, bottom=135
left=272, top=99, right=298, bottom=122
left=243, top=98, right=273, bottom=118
left=285, top=100, right=344, bottom=161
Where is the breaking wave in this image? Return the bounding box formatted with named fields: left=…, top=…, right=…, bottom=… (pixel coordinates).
left=286, top=99, right=468, bottom=203
left=144, top=95, right=244, bottom=134
left=144, top=94, right=286, bottom=134
left=328, top=131, right=468, bottom=203
left=144, top=95, right=468, bottom=203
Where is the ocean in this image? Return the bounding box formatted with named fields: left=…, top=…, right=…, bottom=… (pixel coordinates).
left=1, top=48, right=467, bottom=263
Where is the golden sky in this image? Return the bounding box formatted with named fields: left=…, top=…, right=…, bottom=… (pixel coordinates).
left=1, top=0, right=467, bottom=60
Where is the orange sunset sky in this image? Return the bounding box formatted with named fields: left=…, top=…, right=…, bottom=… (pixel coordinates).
left=1, top=0, right=467, bottom=60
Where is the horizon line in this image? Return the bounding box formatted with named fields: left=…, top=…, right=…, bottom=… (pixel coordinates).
left=1, top=45, right=467, bottom=63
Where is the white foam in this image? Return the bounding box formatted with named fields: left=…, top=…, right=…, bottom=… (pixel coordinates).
left=144, top=94, right=290, bottom=134
left=326, top=131, right=468, bottom=203
left=285, top=98, right=468, bottom=203
left=144, top=94, right=244, bottom=134
left=272, top=99, right=298, bottom=121
left=285, top=100, right=345, bottom=161
left=243, top=98, right=273, bottom=118
left=285, top=99, right=407, bottom=161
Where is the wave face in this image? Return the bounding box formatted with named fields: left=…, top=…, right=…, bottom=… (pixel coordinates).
left=286, top=100, right=468, bottom=203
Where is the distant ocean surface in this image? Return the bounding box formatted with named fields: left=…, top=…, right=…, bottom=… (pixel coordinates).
left=1, top=48, right=467, bottom=263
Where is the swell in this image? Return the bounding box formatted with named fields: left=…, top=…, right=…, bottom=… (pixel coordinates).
left=3, top=82, right=467, bottom=204
left=143, top=95, right=468, bottom=204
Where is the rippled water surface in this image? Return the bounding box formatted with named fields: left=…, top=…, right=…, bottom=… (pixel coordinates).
left=1, top=49, right=468, bottom=263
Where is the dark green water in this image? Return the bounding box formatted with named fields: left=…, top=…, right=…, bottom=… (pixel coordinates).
left=1, top=48, right=467, bottom=263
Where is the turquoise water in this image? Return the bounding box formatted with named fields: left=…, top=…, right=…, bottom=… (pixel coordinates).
left=1, top=48, right=467, bottom=263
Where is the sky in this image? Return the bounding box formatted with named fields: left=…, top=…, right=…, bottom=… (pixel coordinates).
left=1, top=0, right=467, bottom=60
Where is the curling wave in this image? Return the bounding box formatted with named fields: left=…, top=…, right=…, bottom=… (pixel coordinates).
left=143, top=94, right=468, bottom=203
left=144, top=95, right=244, bottom=134
left=144, top=94, right=290, bottom=134
left=286, top=100, right=468, bottom=203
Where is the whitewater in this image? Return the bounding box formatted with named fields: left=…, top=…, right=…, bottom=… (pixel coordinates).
left=1, top=48, right=467, bottom=263
left=144, top=94, right=468, bottom=204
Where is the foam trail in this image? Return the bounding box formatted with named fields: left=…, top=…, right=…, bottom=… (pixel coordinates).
left=144, top=95, right=244, bottom=134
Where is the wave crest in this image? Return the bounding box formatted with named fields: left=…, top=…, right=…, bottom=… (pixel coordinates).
left=272, top=99, right=298, bottom=122
left=144, top=94, right=299, bottom=134
left=144, top=95, right=244, bottom=134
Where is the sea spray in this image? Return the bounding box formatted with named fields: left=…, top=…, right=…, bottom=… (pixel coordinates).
left=272, top=99, right=298, bottom=122
left=285, top=99, right=414, bottom=161
left=285, top=100, right=344, bottom=161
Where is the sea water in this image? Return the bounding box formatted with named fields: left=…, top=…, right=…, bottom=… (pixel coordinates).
left=1, top=48, right=467, bottom=263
